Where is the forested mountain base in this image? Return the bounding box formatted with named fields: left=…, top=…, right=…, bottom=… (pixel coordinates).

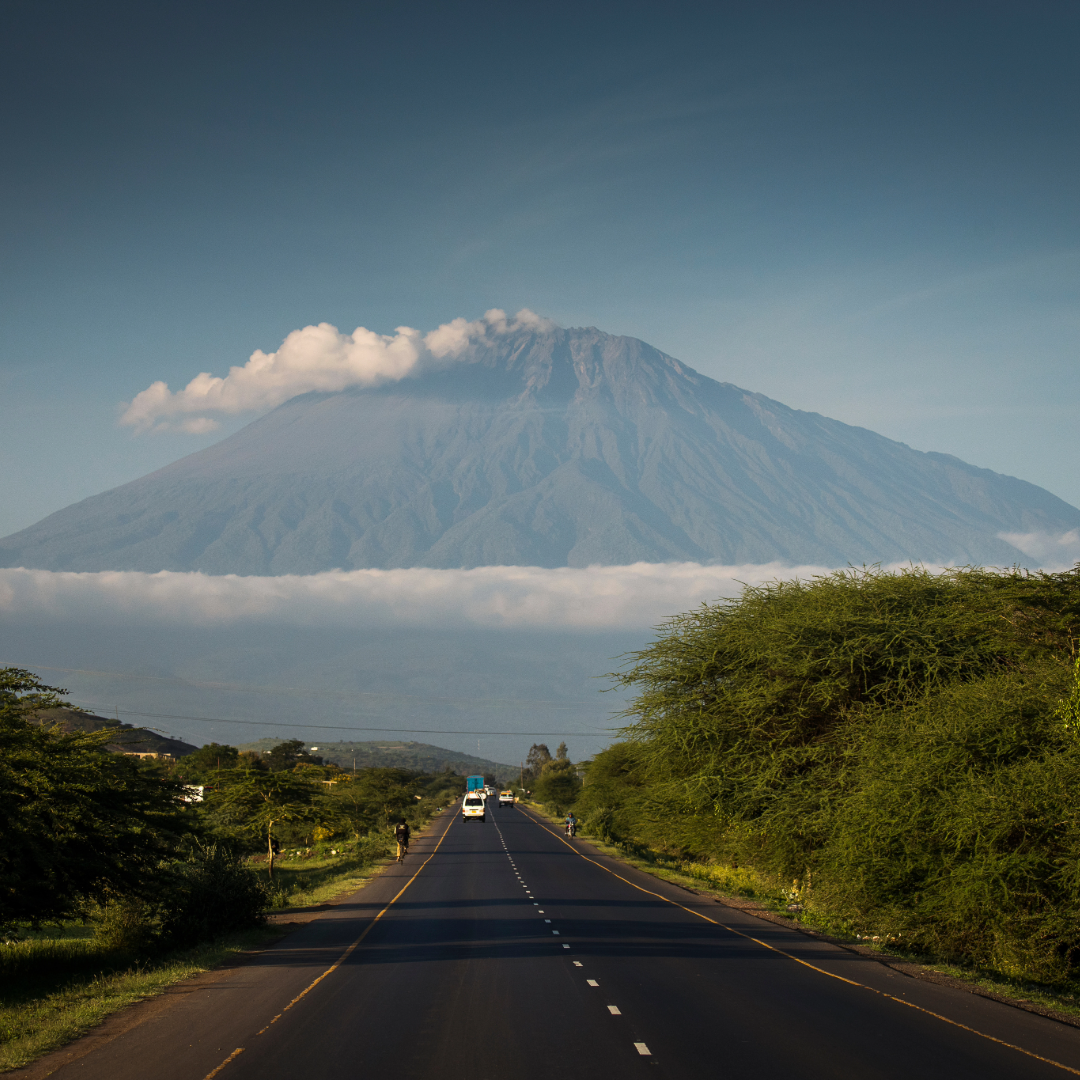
left=238, top=738, right=514, bottom=784
left=577, top=565, right=1080, bottom=986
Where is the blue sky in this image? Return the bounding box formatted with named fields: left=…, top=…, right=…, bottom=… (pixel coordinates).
left=2, top=0, right=1078, bottom=536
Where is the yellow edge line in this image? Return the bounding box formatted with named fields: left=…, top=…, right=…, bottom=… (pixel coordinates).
left=525, top=810, right=1080, bottom=1078
left=203, top=1047, right=244, bottom=1078
left=202, top=812, right=456, bottom=1079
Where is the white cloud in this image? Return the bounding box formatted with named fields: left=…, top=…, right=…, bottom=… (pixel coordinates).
left=0, top=562, right=838, bottom=631
left=998, top=529, right=1080, bottom=570
left=120, top=309, right=554, bottom=434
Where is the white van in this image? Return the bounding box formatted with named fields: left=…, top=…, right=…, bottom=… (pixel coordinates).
left=462, top=793, right=486, bottom=822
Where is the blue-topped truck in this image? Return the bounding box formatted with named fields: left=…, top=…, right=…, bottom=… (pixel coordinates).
left=462, top=775, right=487, bottom=822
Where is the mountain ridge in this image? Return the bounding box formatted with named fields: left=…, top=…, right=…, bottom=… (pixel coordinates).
left=2, top=324, right=1076, bottom=572
left=238, top=739, right=515, bottom=781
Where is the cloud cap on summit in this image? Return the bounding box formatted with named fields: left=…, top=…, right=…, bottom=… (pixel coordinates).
left=4, top=319, right=1078, bottom=574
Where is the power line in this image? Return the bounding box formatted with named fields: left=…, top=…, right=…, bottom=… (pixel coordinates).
left=78, top=703, right=611, bottom=738
left=20, top=663, right=601, bottom=709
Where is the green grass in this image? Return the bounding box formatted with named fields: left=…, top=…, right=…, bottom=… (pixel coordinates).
left=0, top=927, right=279, bottom=1073
left=0, top=836, right=398, bottom=1074
left=0, top=814, right=456, bottom=1073
left=258, top=834, right=393, bottom=911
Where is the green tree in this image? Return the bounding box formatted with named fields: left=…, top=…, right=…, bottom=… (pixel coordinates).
left=524, top=743, right=551, bottom=785
left=533, top=758, right=581, bottom=814
left=213, top=768, right=323, bottom=877
left=0, top=668, right=192, bottom=928
left=611, top=565, right=1080, bottom=864
left=575, top=742, right=646, bottom=842
left=595, top=564, right=1080, bottom=979
left=263, top=739, right=324, bottom=772
left=1056, top=656, right=1080, bottom=737
left=350, top=768, right=418, bottom=826
left=175, top=743, right=239, bottom=785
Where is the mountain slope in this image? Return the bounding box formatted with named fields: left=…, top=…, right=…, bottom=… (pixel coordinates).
left=239, top=739, right=515, bottom=780
left=31, top=708, right=198, bottom=757
left=2, top=325, right=1076, bottom=571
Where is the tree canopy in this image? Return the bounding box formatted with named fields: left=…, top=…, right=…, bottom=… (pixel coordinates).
left=0, top=669, right=192, bottom=928
left=577, top=565, right=1080, bottom=981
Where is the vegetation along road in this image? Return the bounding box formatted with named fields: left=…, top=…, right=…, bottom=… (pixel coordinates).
left=25, top=803, right=1080, bottom=1080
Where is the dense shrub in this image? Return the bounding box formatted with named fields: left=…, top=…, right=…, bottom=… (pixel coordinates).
left=532, top=759, right=581, bottom=814
left=590, top=565, right=1080, bottom=980
left=0, top=670, right=193, bottom=930
left=156, top=843, right=268, bottom=947
left=820, top=666, right=1080, bottom=981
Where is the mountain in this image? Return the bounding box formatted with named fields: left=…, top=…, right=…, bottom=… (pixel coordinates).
left=238, top=738, right=516, bottom=781
left=31, top=707, right=198, bottom=757
left=2, top=325, right=1077, bottom=571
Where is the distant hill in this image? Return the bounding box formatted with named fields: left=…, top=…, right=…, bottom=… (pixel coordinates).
left=239, top=738, right=516, bottom=781
left=3, top=323, right=1076, bottom=572
left=32, top=707, right=199, bottom=758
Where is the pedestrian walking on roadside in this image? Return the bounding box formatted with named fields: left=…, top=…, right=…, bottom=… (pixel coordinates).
left=395, top=819, right=411, bottom=862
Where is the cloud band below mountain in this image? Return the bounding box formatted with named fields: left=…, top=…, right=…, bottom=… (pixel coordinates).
left=0, top=562, right=843, bottom=631
left=120, top=309, right=553, bottom=434
left=997, top=529, right=1080, bottom=566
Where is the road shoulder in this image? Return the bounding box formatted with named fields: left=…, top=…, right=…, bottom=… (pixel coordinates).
left=4, top=811, right=453, bottom=1079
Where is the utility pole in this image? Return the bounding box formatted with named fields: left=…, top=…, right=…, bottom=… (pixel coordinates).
left=520, top=761, right=524, bottom=789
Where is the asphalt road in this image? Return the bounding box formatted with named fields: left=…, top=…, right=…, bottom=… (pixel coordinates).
left=35, top=806, right=1080, bottom=1080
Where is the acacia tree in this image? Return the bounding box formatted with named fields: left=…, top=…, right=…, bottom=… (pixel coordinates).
left=524, top=743, right=551, bottom=785
left=175, top=743, right=239, bottom=787
left=351, top=768, right=418, bottom=825
left=215, top=769, right=323, bottom=878
left=0, top=668, right=191, bottom=928
left=533, top=757, right=581, bottom=814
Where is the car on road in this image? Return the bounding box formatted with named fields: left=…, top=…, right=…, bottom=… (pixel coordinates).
left=462, top=794, right=486, bottom=822
left=498, top=790, right=515, bottom=807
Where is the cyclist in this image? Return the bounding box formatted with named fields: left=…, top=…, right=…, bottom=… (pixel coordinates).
left=394, top=819, right=411, bottom=862
left=564, top=812, right=578, bottom=838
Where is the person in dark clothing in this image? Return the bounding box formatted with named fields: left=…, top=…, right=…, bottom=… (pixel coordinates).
left=395, top=819, right=411, bottom=862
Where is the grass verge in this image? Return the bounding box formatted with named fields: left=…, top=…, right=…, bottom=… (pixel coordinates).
left=524, top=801, right=1080, bottom=1025
left=0, top=834, right=403, bottom=1074
left=260, top=835, right=394, bottom=912
left=0, top=926, right=279, bottom=1073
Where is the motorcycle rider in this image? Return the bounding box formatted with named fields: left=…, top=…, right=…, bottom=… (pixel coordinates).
left=564, top=812, right=578, bottom=837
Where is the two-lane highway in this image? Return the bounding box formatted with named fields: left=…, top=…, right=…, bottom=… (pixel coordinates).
left=33, top=805, right=1080, bottom=1080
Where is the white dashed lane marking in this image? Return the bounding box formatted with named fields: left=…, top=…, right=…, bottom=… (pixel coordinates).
left=504, top=816, right=664, bottom=1068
